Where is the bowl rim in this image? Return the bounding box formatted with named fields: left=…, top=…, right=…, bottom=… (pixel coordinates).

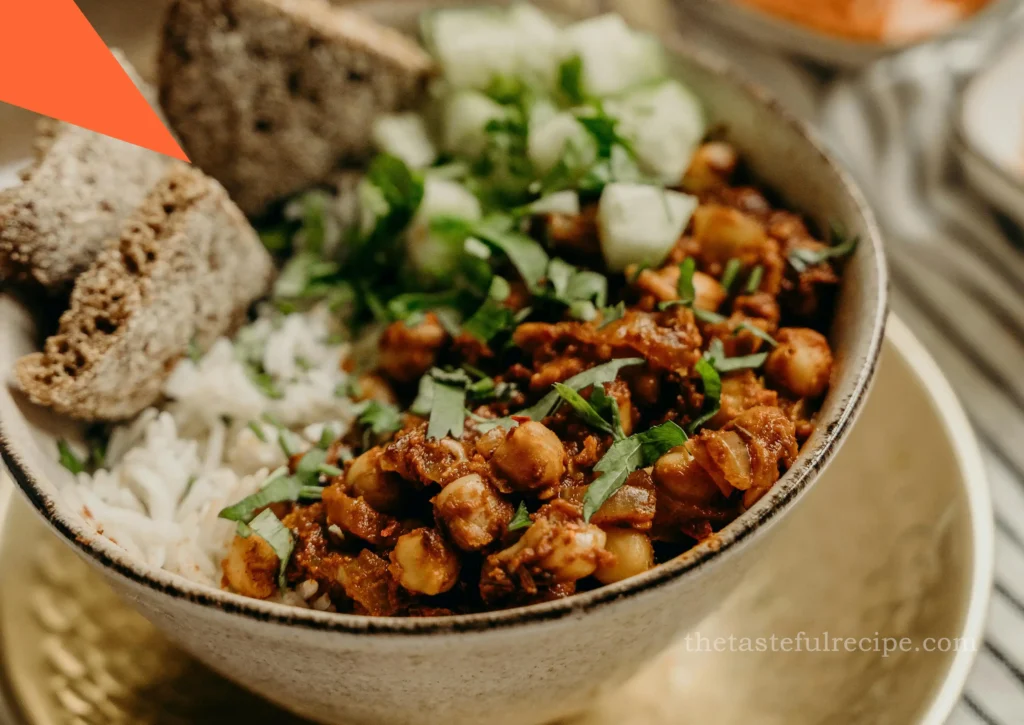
left=683, top=0, right=1022, bottom=62
left=0, top=25, right=889, bottom=637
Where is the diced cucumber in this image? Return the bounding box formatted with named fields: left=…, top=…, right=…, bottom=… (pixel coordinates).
left=527, top=111, right=596, bottom=175
left=562, top=15, right=666, bottom=97
left=597, top=183, right=697, bottom=272
left=443, top=90, right=506, bottom=158
left=423, top=4, right=562, bottom=91
left=371, top=113, right=437, bottom=169
left=406, top=179, right=482, bottom=280
left=609, top=81, right=706, bottom=184
left=526, top=190, right=580, bottom=216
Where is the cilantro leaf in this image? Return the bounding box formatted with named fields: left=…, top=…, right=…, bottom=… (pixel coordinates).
left=508, top=501, right=533, bottom=531
left=552, top=383, right=618, bottom=438
left=687, top=358, right=722, bottom=434
left=472, top=217, right=550, bottom=292
left=57, top=439, right=85, bottom=475
left=788, top=224, right=858, bottom=273
left=294, top=448, right=328, bottom=487
left=599, top=301, right=626, bottom=328
left=657, top=257, right=697, bottom=310
left=557, top=55, right=586, bottom=105
left=692, top=307, right=778, bottom=347
left=246, top=508, right=295, bottom=590
left=720, top=258, right=741, bottom=292
left=745, top=265, right=764, bottom=294
left=518, top=357, right=645, bottom=422
left=583, top=421, right=687, bottom=521
left=427, top=369, right=471, bottom=440
left=218, top=467, right=301, bottom=524
left=358, top=400, right=403, bottom=442
left=463, top=276, right=515, bottom=342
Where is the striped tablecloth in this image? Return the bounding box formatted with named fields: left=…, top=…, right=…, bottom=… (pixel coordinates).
left=659, top=3, right=1024, bottom=722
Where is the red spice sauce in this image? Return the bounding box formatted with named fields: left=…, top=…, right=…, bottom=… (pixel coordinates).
left=737, top=0, right=993, bottom=42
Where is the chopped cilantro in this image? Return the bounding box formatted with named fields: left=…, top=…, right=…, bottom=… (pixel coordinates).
left=57, top=439, right=85, bottom=475
left=745, top=265, right=764, bottom=294
left=720, top=258, right=741, bottom=292
left=218, top=467, right=301, bottom=524
left=463, top=276, right=515, bottom=342
left=599, top=301, right=626, bottom=328
left=358, top=400, right=403, bottom=442
left=508, top=501, right=533, bottom=531
left=247, top=508, right=295, bottom=590
left=318, top=463, right=344, bottom=478
left=557, top=55, right=586, bottom=105
left=427, top=368, right=471, bottom=440
left=583, top=421, right=687, bottom=521
left=687, top=358, right=722, bottom=434
left=788, top=224, right=858, bottom=273
left=248, top=421, right=268, bottom=443
left=552, top=383, right=620, bottom=439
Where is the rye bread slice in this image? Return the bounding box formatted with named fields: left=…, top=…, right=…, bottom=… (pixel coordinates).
left=159, top=0, right=434, bottom=216
left=0, top=51, right=174, bottom=292
left=15, top=163, right=275, bottom=422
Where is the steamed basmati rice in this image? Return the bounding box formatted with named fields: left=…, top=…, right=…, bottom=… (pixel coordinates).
left=60, top=305, right=356, bottom=587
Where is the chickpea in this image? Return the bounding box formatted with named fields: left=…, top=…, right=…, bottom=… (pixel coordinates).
left=531, top=517, right=607, bottom=581
left=390, top=528, right=461, bottom=596
left=434, top=473, right=514, bottom=551
left=653, top=445, right=721, bottom=505
left=594, top=529, right=654, bottom=584
left=346, top=447, right=404, bottom=513
left=378, top=313, right=447, bottom=383
left=764, top=328, right=834, bottom=399
left=353, top=373, right=397, bottom=404
left=692, top=204, right=767, bottom=266
left=633, top=266, right=725, bottom=313
left=682, top=141, right=739, bottom=191
left=692, top=271, right=727, bottom=312
left=222, top=533, right=279, bottom=599
left=491, top=421, right=566, bottom=493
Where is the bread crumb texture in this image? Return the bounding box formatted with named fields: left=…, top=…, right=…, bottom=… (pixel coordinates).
left=15, top=163, right=275, bottom=421
left=0, top=51, right=173, bottom=291
left=159, top=0, right=434, bottom=216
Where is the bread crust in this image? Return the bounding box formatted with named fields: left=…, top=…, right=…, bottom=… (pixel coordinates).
left=0, top=51, right=173, bottom=291
left=159, top=0, right=434, bottom=216
left=15, top=163, right=275, bottom=421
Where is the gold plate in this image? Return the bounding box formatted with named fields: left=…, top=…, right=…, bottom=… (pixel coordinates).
left=0, top=319, right=991, bottom=725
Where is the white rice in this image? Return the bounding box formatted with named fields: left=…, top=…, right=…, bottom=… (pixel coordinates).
left=60, top=305, right=357, bottom=588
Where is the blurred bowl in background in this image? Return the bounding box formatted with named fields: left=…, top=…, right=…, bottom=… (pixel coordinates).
left=955, top=31, right=1024, bottom=228
left=677, top=0, right=1021, bottom=67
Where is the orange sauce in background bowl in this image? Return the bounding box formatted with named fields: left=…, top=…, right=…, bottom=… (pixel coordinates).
left=736, top=0, right=994, bottom=42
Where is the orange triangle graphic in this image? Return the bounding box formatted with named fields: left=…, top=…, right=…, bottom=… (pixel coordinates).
left=0, top=0, right=188, bottom=162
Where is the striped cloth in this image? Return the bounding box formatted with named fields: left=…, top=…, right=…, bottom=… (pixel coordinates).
left=666, top=5, right=1024, bottom=722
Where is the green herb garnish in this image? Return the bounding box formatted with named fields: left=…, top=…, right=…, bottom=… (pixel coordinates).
left=745, top=265, right=764, bottom=294
left=218, top=467, right=300, bottom=524
left=557, top=55, right=586, bottom=105
left=788, top=224, right=858, bottom=273
left=583, top=421, right=687, bottom=521
left=658, top=257, right=697, bottom=310
left=57, top=439, right=85, bottom=475
left=517, top=357, right=645, bottom=423
left=687, top=358, right=722, bottom=434
left=358, top=400, right=403, bottom=442
left=720, top=258, right=741, bottom=292
left=246, top=508, right=295, bottom=590
left=552, top=383, right=619, bottom=439
left=508, top=501, right=533, bottom=531
left=248, top=421, right=268, bottom=443
left=426, top=369, right=471, bottom=440
left=463, top=276, right=515, bottom=342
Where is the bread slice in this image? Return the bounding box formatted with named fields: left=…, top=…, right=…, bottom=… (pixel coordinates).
left=159, top=0, right=434, bottom=216
left=0, top=51, right=174, bottom=292
left=15, top=163, right=275, bottom=421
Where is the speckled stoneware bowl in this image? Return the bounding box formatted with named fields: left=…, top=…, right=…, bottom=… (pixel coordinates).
left=0, top=2, right=888, bottom=724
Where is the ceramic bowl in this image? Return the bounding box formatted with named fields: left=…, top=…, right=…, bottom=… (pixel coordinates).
left=955, top=30, right=1024, bottom=228
left=0, top=2, right=888, bottom=724
left=677, top=0, right=1021, bottom=67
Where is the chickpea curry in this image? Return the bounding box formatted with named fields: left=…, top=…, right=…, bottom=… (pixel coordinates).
left=217, top=5, right=855, bottom=616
